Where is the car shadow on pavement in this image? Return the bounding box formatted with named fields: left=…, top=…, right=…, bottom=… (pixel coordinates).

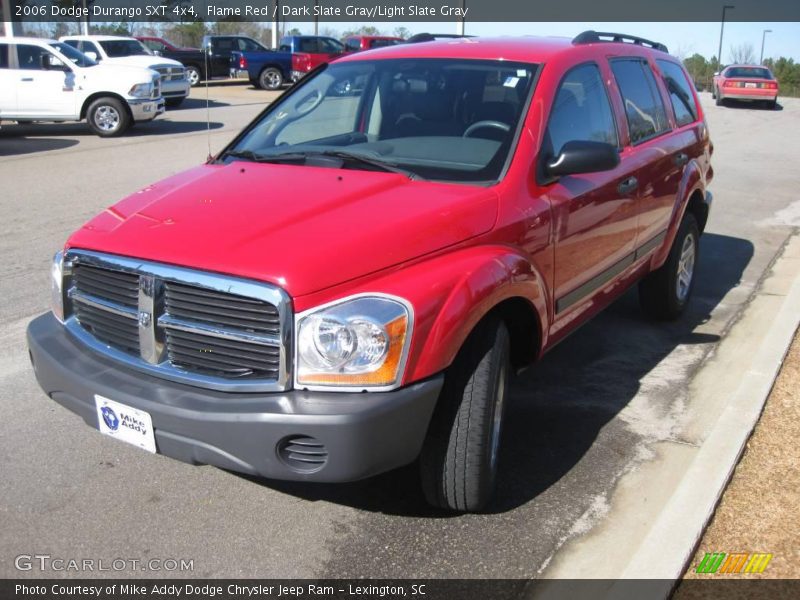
left=720, top=99, right=783, bottom=111
left=236, top=232, right=754, bottom=517
left=171, top=98, right=230, bottom=110
left=0, top=136, right=79, bottom=157
left=0, top=120, right=224, bottom=139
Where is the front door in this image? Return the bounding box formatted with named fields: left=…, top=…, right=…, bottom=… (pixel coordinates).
left=14, top=44, right=77, bottom=118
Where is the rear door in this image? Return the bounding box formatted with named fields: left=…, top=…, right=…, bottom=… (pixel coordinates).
left=0, top=44, right=15, bottom=115
left=544, top=62, right=640, bottom=317
left=609, top=57, right=682, bottom=248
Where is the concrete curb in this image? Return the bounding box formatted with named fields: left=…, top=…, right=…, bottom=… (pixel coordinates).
left=613, top=233, right=800, bottom=585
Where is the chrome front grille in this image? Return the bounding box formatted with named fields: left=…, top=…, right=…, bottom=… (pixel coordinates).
left=62, top=251, right=292, bottom=392
left=155, top=66, right=186, bottom=81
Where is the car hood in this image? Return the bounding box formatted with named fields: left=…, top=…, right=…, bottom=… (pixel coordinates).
left=81, top=63, right=156, bottom=81
left=102, top=55, right=182, bottom=69
left=67, top=163, right=499, bottom=298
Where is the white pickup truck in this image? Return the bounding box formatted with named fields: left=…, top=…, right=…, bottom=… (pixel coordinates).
left=60, top=35, right=190, bottom=107
left=0, top=37, right=164, bottom=137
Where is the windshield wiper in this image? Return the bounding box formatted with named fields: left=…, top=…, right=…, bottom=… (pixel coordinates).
left=317, top=150, right=422, bottom=180
left=223, top=149, right=422, bottom=180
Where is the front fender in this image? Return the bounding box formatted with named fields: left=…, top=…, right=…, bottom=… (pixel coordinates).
left=295, top=245, right=549, bottom=385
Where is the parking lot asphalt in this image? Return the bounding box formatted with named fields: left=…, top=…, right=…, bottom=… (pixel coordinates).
left=1, top=85, right=798, bottom=579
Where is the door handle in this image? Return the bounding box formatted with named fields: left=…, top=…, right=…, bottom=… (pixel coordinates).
left=20, top=77, right=34, bottom=82
left=617, top=176, right=639, bottom=195
left=673, top=152, right=689, bottom=167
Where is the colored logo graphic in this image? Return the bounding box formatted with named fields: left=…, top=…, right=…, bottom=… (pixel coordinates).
left=100, top=406, right=120, bottom=431
left=695, top=552, right=773, bottom=574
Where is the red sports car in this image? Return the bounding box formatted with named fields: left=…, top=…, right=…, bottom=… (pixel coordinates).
left=713, top=64, right=779, bottom=109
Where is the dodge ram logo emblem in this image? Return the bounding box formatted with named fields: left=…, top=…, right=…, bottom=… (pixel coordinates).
left=138, top=311, right=151, bottom=327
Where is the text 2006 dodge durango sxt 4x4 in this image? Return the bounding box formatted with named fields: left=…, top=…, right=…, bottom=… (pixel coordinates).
left=28, top=32, right=713, bottom=512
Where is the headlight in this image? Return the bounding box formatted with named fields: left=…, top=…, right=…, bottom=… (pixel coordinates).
left=50, top=251, right=65, bottom=323
left=128, top=82, right=153, bottom=98
left=296, top=295, right=412, bottom=390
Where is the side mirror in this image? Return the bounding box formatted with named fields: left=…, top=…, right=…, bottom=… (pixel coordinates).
left=545, top=141, right=619, bottom=178
left=84, top=51, right=98, bottom=61
left=40, top=54, right=67, bottom=70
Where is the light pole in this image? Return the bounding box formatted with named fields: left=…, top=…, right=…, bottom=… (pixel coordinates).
left=717, top=5, right=735, bottom=70
left=760, top=29, right=772, bottom=64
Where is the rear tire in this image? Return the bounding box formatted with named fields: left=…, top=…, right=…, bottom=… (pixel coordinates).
left=258, top=67, right=283, bottom=91
left=639, top=213, right=700, bottom=320
left=86, top=97, right=130, bottom=137
left=420, top=316, right=510, bottom=512
left=768, top=99, right=778, bottom=110
left=714, top=88, right=723, bottom=106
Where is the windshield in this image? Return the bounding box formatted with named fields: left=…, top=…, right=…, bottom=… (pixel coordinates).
left=48, top=42, right=97, bottom=67
left=725, top=67, right=773, bottom=79
left=226, top=58, right=538, bottom=183
left=99, top=40, right=151, bottom=58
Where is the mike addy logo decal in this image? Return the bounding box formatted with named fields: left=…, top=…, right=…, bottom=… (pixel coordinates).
left=101, top=405, right=148, bottom=437
left=695, top=552, right=773, bottom=574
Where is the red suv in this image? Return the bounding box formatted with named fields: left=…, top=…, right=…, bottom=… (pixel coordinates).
left=28, top=31, right=713, bottom=512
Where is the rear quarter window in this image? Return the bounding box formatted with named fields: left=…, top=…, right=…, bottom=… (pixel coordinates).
left=611, top=58, right=670, bottom=144
left=657, top=60, right=699, bottom=127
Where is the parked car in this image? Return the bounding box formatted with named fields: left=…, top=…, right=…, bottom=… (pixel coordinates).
left=343, top=36, right=404, bottom=53
left=278, top=35, right=345, bottom=81
left=28, top=31, right=713, bottom=512
left=200, top=35, right=271, bottom=82
left=136, top=36, right=206, bottom=87
left=712, top=64, right=779, bottom=108
left=230, top=47, right=294, bottom=91
left=0, top=37, right=164, bottom=136
left=59, top=35, right=189, bottom=107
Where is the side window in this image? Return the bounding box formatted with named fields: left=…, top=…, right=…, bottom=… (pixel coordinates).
left=16, top=44, right=48, bottom=70
left=299, top=39, right=318, bottom=53
left=0, top=45, right=9, bottom=69
left=80, top=41, right=101, bottom=57
left=62, top=40, right=79, bottom=50
left=215, top=38, right=234, bottom=53
left=611, top=59, right=670, bottom=144
left=239, top=38, right=261, bottom=52
left=346, top=38, right=361, bottom=52
left=278, top=44, right=291, bottom=52
left=546, top=63, right=618, bottom=156
left=144, top=40, right=165, bottom=52
left=657, top=60, right=699, bottom=127
left=319, top=39, right=343, bottom=53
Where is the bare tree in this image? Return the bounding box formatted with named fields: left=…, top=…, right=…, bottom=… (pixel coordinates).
left=729, top=43, right=756, bottom=65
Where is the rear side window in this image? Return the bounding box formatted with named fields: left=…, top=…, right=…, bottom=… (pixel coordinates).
left=0, top=45, right=9, bottom=69
left=345, top=38, right=360, bottom=51
left=299, top=39, right=318, bottom=53
left=546, top=63, right=618, bottom=155
left=657, top=60, right=698, bottom=127
left=611, top=59, right=669, bottom=144
left=62, top=40, right=79, bottom=50
left=215, top=38, right=234, bottom=52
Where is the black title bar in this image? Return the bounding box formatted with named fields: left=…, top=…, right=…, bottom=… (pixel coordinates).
left=7, top=0, right=800, bottom=23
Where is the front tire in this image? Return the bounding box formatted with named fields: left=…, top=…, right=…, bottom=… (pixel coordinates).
left=185, top=66, right=201, bottom=87
left=258, top=67, right=283, bottom=91
left=639, top=213, right=700, bottom=320
left=86, top=97, right=130, bottom=137
left=420, top=316, right=510, bottom=512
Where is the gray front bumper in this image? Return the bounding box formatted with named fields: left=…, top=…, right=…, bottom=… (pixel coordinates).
left=127, top=98, right=164, bottom=122
left=27, top=313, right=443, bottom=482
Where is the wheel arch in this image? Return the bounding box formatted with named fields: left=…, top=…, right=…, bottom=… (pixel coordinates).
left=80, top=92, right=131, bottom=121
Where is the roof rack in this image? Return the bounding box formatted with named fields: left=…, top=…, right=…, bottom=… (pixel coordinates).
left=572, top=30, right=669, bottom=53
left=406, top=33, right=475, bottom=44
